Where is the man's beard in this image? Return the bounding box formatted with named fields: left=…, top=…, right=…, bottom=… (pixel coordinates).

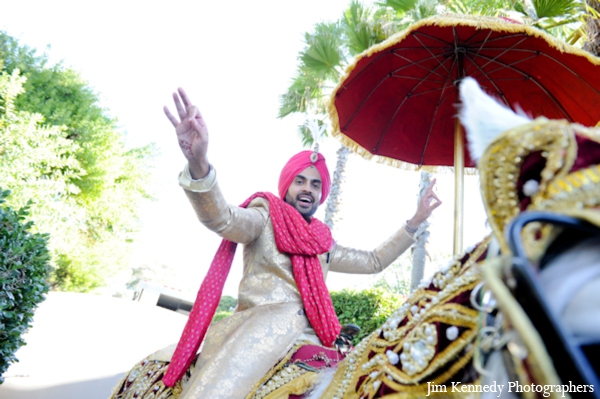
left=285, top=193, right=319, bottom=219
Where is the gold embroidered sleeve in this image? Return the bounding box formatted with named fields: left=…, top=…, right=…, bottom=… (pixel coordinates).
left=183, top=182, right=268, bottom=245
left=328, top=227, right=416, bottom=274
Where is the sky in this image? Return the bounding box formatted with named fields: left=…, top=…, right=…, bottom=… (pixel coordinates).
left=1, top=0, right=489, bottom=297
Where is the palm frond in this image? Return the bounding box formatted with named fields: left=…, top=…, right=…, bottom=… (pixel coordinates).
left=586, top=0, right=600, bottom=18
left=297, top=124, right=314, bottom=147
left=378, top=0, right=420, bottom=13
left=443, top=0, right=470, bottom=14
left=537, top=14, right=584, bottom=29
left=513, top=1, right=528, bottom=15
left=278, top=71, right=325, bottom=118
left=301, top=22, right=345, bottom=81
left=372, top=6, right=409, bottom=39
left=567, top=26, right=585, bottom=44
left=531, top=0, right=583, bottom=19
left=441, top=0, right=517, bottom=16
left=411, top=0, right=439, bottom=20
left=343, top=1, right=379, bottom=55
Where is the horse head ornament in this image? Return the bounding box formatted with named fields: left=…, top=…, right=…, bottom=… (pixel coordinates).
left=460, top=77, right=600, bottom=399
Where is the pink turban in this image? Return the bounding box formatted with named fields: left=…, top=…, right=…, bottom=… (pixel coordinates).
left=278, top=150, right=331, bottom=205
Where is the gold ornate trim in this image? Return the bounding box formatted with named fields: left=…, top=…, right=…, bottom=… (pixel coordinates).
left=478, top=119, right=577, bottom=254
left=321, top=238, right=491, bottom=398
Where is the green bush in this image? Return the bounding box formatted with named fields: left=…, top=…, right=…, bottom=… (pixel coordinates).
left=1, top=33, right=155, bottom=292
left=216, top=295, right=237, bottom=313
left=0, top=189, right=51, bottom=383
left=211, top=296, right=238, bottom=324
left=331, top=287, right=405, bottom=344
left=211, top=310, right=234, bottom=324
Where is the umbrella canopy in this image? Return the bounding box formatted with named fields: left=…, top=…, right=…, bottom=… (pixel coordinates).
left=328, top=14, right=600, bottom=171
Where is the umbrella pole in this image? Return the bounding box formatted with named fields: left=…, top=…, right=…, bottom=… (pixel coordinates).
left=453, top=49, right=466, bottom=256
left=453, top=117, right=464, bottom=255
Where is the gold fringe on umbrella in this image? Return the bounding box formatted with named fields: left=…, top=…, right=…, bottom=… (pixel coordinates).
left=327, top=13, right=600, bottom=174
left=329, top=128, right=479, bottom=176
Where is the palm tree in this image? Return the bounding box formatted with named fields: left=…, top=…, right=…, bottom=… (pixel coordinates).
left=582, top=0, right=600, bottom=56
left=410, top=171, right=432, bottom=291
left=278, top=1, right=423, bottom=229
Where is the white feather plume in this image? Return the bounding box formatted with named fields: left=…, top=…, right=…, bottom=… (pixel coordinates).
left=458, top=77, right=532, bottom=163
left=306, top=115, right=327, bottom=146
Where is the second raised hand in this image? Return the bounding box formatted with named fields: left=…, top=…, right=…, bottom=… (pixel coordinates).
left=164, top=88, right=210, bottom=178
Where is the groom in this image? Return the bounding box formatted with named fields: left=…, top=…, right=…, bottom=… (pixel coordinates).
left=160, top=87, right=442, bottom=398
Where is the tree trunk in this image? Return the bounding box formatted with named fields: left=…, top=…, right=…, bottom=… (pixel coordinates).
left=324, top=144, right=351, bottom=230
left=583, top=0, right=600, bottom=57
left=410, top=171, right=432, bottom=292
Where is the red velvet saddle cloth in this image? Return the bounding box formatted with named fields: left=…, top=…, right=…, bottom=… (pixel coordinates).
left=291, top=344, right=345, bottom=369
left=288, top=344, right=345, bottom=399
left=111, top=344, right=345, bottom=399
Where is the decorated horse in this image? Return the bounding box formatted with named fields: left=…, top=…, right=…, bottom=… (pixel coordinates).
left=110, top=78, right=600, bottom=399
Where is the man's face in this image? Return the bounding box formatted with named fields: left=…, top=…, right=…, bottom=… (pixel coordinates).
left=285, top=166, right=322, bottom=221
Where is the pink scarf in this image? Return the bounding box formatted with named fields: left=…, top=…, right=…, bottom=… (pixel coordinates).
left=163, top=192, right=341, bottom=387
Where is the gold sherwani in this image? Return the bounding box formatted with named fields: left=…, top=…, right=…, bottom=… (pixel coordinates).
left=178, top=174, right=416, bottom=399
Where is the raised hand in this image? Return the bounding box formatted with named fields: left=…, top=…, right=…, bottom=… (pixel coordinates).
left=164, top=88, right=210, bottom=179
left=407, top=178, right=442, bottom=230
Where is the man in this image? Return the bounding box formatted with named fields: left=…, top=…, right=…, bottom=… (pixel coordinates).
left=111, top=88, right=441, bottom=399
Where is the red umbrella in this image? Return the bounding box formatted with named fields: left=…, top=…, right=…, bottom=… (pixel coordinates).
left=328, top=14, right=600, bottom=253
